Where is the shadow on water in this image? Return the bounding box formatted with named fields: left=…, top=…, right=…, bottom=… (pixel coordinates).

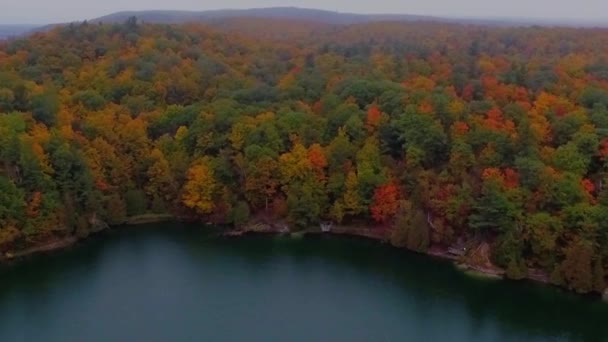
left=0, top=223, right=607, bottom=341
left=197, top=234, right=608, bottom=341
left=0, top=236, right=106, bottom=306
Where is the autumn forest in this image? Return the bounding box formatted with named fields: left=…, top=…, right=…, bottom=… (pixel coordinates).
left=1, top=18, right=608, bottom=295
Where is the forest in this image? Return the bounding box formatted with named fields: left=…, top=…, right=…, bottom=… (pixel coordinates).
left=1, top=18, right=608, bottom=295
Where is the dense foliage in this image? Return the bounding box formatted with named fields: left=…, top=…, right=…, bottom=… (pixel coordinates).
left=1, top=19, right=608, bottom=294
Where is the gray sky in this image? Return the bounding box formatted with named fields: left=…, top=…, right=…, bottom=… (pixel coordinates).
left=1, top=0, right=607, bottom=24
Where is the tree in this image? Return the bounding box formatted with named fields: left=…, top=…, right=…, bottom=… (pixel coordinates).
left=395, top=105, right=447, bottom=166
left=326, top=128, right=355, bottom=172
left=593, top=258, right=606, bottom=293
left=370, top=183, right=400, bottom=223
left=561, top=239, right=594, bottom=293
left=308, top=144, right=327, bottom=179
left=278, top=143, right=312, bottom=186
left=0, top=88, right=15, bottom=112
left=356, top=138, right=385, bottom=204
left=552, top=143, right=589, bottom=176
left=49, top=141, right=96, bottom=208
left=524, top=212, right=562, bottom=268
left=329, top=201, right=345, bottom=224
left=145, top=148, right=177, bottom=202
left=366, top=105, right=383, bottom=130
left=469, top=178, right=519, bottom=234
left=151, top=194, right=168, bottom=214
left=73, top=90, right=106, bottom=110
left=342, top=171, right=364, bottom=217
left=391, top=200, right=430, bottom=252
left=125, top=189, right=147, bottom=217
left=0, top=176, right=26, bottom=226
left=31, top=92, right=59, bottom=127
left=19, top=141, right=51, bottom=192
left=105, top=194, right=127, bottom=225
left=182, top=158, right=217, bottom=215
left=286, top=181, right=322, bottom=229
left=230, top=201, right=250, bottom=228
left=244, top=156, right=279, bottom=210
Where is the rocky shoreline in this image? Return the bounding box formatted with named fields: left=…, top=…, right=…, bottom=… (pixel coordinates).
left=223, top=223, right=508, bottom=278
left=222, top=222, right=594, bottom=294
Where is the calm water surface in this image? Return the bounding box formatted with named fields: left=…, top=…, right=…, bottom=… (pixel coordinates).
left=0, top=223, right=607, bottom=342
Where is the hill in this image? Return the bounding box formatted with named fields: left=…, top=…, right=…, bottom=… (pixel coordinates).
left=13, top=7, right=608, bottom=38
left=88, top=7, right=608, bottom=28
left=90, top=7, right=438, bottom=25
left=0, top=24, right=38, bottom=39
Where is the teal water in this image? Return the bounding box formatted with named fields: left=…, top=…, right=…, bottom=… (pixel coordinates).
left=0, top=223, right=607, bottom=342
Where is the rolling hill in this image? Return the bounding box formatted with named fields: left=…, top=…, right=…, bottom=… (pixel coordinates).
left=4, top=7, right=608, bottom=40
left=0, top=24, right=38, bottom=39
left=90, top=7, right=439, bottom=25
left=88, top=7, right=608, bottom=28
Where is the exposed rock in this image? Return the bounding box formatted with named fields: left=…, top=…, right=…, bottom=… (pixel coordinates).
left=320, top=221, right=333, bottom=233
left=602, top=289, right=608, bottom=302
left=465, top=242, right=496, bottom=270
left=246, top=222, right=272, bottom=232
left=278, top=223, right=290, bottom=233
left=89, top=213, right=109, bottom=233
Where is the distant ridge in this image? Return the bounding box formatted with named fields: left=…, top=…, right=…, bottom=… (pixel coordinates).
left=88, top=7, right=513, bottom=26
left=4, top=6, right=608, bottom=39
left=0, top=24, right=39, bottom=39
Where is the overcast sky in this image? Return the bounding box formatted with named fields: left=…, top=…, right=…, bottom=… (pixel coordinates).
left=2, top=0, right=608, bottom=24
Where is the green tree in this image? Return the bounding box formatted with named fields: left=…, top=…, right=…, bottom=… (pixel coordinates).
left=230, top=201, right=250, bottom=228
left=125, top=189, right=147, bottom=217
left=0, top=176, right=26, bottom=226
left=524, top=212, right=562, bottom=268
left=552, top=143, right=588, bottom=176
left=469, top=180, right=519, bottom=234
left=395, top=105, right=447, bottom=166
left=31, top=92, right=59, bottom=127
left=286, top=182, right=322, bottom=229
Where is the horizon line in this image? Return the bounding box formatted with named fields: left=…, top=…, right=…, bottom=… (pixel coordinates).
left=2, top=6, right=608, bottom=27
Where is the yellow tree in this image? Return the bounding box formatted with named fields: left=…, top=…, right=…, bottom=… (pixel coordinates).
left=278, top=143, right=312, bottom=189
left=342, top=170, right=364, bottom=217
left=85, top=137, right=131, bottom=191
left=330, top=170, right=363, bottom=223
left=146, top=148, right=177, bottom=202
left=182, top=158, right=217, bottom=215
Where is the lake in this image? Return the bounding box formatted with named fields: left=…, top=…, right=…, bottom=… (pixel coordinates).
left=0, top=222, right=607, bottom=341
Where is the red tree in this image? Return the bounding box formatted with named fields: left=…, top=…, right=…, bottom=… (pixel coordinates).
left=366, top=105, right=382, bottom=129
left=370, top=183, right=400, bottom=223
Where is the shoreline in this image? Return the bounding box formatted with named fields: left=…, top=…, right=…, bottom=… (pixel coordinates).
left=1, top=237, right=79, bottom=261
left=223, top=224, right=559, bottom=286
left=0, top=219, right=602, bottom=301
left=0, top=213, right=176, bottom=262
